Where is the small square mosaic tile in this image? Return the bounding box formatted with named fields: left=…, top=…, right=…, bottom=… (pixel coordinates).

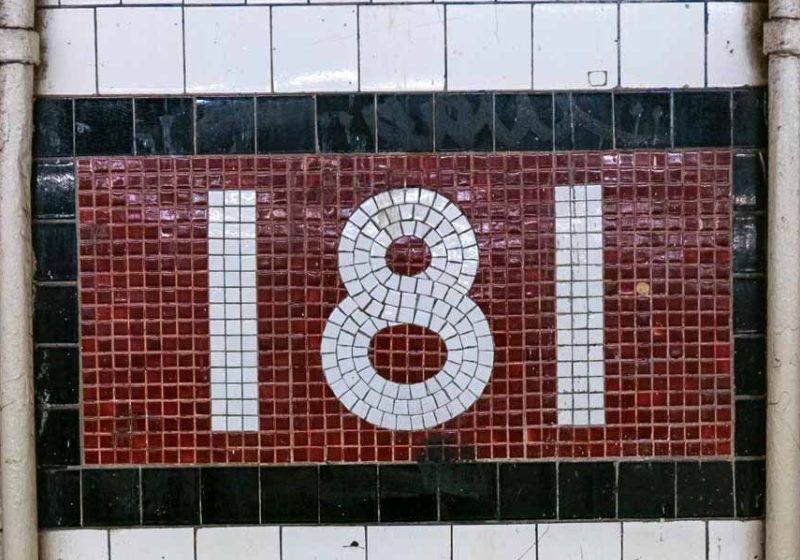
left=77, top=151, right=732, bottom=464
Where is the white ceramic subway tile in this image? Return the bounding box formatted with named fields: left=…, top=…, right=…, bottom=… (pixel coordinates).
left=533, top=3, right=618, bottom=90
left=282, top=526, right=366, bottom=560
left=447, top=5, right=531, bottom=91
left=37, top=0, right=60, bottom=6
left=707, top=2, right=767, bottom=87
left=367, top=526, right=450, bottom=560
left=40, top=530, right=109, bottom=560
left=60, top=0, right=119, bottom=6
left=452, top=524, right=537, bottom=560
left=538, top=523, right=621, bottom=560
left=96, top=7, right=183, bottom=94
left=272, top=6, right=358, bottom=93
left=110, top=528, right=193, bottom=560
left=620, top=3, right=704, bottom=88
left=248, top=0, right=305, bottom=5
left=37, top=8, right=97, bottom=95
left=623, top=521, right=706, bottom=560
left=185, top=7, right=271, bottom=93
left=121, top=0, right=180, bottom=4
left=708, top=521, right=764, bottom=560
left=359, top=5, right=445, bottom=92
left=185, top=0, right=240, bottom=5
left=197, top=527, right=280, bottom=560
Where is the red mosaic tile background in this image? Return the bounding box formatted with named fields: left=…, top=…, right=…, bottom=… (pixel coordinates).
left=77, top=151, right=733, bottom=465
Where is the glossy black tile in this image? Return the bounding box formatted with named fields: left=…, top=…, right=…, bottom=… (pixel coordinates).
left=674, top=91, right=732, bottom=148
left=317, top=95, right=375, bottom=153
left=377, top=94, right=434, bottom=152
left=495, top=94, right=553, bottom=152
left=82, top=469, right=141, bottom=526
left=733, top=277, right=767, bottom=333
left=319, top=465, right=377, bottom=523
left=734, top=336, right=766, bottom=395
left=677, top=462, right=734, bottom=517
left=618, top=462, right=675, bottom=518
left=34, top=347, right=79, bottom=405
left=32, top=160, right=75, bottom=219
left=733, top=89, right=767, bottom=148
left=34, top=223, right=77, bottom=281
left=36, top=408, right=80, bottom=466
left=572, top=93, right=613, bottom=150
left=558, top=461, right=616, bottom=520
left=261, top=466, right=319, bottom=523
left=614, top=93, right=671, bottom=149
left=134, top=97, right=194, bottom=156
left=732, top=152, right=767, bottom=211
left=196, top=97, right=255, bottom=155
left=736, top=399, right=766, bottom=456
left=439, top=462, right=497, bottom=521
left=379, top=464, right=437, bottom=522
left=499, top=462, right=556, bottom=520
left=435, top=94, right=493, bottom=152
left=553, top=93, right=573, bottom=151
left=257, top=96, right=316, bottom=154
left=34, top=286, right=78, bottom=343
left=735, top=460, right=765, bottom=517
left=142, top=468, right=200, bottom=526
left=732, top=214, right=766, bottom=273
left=38, top=468, right=80, bottom=528
left=75, top=98, right=134, bottom=156
left=201, top=467, right=260, bottom=524
left=34, top=98, right=73, bottom=157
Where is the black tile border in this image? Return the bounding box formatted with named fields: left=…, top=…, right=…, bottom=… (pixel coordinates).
left=32, top=87, right=767, bottom=528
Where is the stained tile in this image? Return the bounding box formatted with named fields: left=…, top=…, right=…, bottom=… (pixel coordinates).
left=201, top=467, right=260, bottom=524
left=677, top=462, right=734, bottom=517
left=34, top=286, right=78, bottom=344
left=732, top=152, right=767, bottom=211
left=434, top=94, right=493, bottom=151
left=735, top=399, right=766, bottom=456
left=614, top=93, right=671, bottom=149
left=558, top=462, right=616, bottom=520
left=37, top=408, right=80, bottom=467
left=32, top=160, right=75, bottom=219
left=75, top=98, right=134, bottom=156
left=256, top=96, right=316, bottom=154
left=34, top=347, right=79, bottom=406
left=495, top=94, right=553, bottom=152
left=142, top=468, right=200, bottom=526
left=733, top=277, right=767, bottom=333
left=735, top=460, right=765, bottom=517
left=34, top=223, right=77, bottom=281
left=34, top=98, right=74, bottom=157
left=707, top=2, right=767, bottom=87
left=134, top=98, right=194, bottom=156
left=708, top=520, right=765, bottom=560
left=733, top=89, right=768, bottom=148
left=196, top=97, right=255, bottom=155
left=623, top=521, right=705, bottom=560
left=377, top=94, right=434, bottom=153
left=733, top=214, right=766, bottom=273
left=261, top=466, right=319, bottom=523
left=734, top=337, right=766, bottom=396
left=618, top=462, right=675, bottom=519
left=439, top=462, right=497, bottom=521
left=282, top=526, right=365, bottom=560
left=319, top=465, right=377, bottom=523
left=674, top=91, right=732, bottom=148
left=379, top=464, right=437, bottom=522
left=572, top=93, right=613, bottom=150
left=38, top=468, right=81, bottom=528
left=499, top=462, right=556, bottom=520
left=83, top=469, right=141, bottom=526
left=317, top=95, right=375, bottom=153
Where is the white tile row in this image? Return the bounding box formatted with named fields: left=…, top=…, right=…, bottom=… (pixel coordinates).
left=39, top=521, right=763, bottom=560
left=36, top=2, right=766, bottom=95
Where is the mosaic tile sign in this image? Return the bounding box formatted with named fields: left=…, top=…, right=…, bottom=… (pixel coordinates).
left=77, top=151, right=732, bottom=465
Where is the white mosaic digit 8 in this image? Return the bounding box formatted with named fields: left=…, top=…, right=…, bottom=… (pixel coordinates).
left=321, top=188, right=494, bottom=431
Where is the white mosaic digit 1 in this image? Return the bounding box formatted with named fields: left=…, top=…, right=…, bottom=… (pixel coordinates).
left=207, top=190, right=259, bottom=432
left=321, top=188, right=494, bottom=431
left=554, top=184, right=606, bottom=426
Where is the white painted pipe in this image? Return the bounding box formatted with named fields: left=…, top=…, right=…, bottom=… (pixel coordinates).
left=0, top=0, right=39, bottom=557
left=764, top=5, right=800, bottom=559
